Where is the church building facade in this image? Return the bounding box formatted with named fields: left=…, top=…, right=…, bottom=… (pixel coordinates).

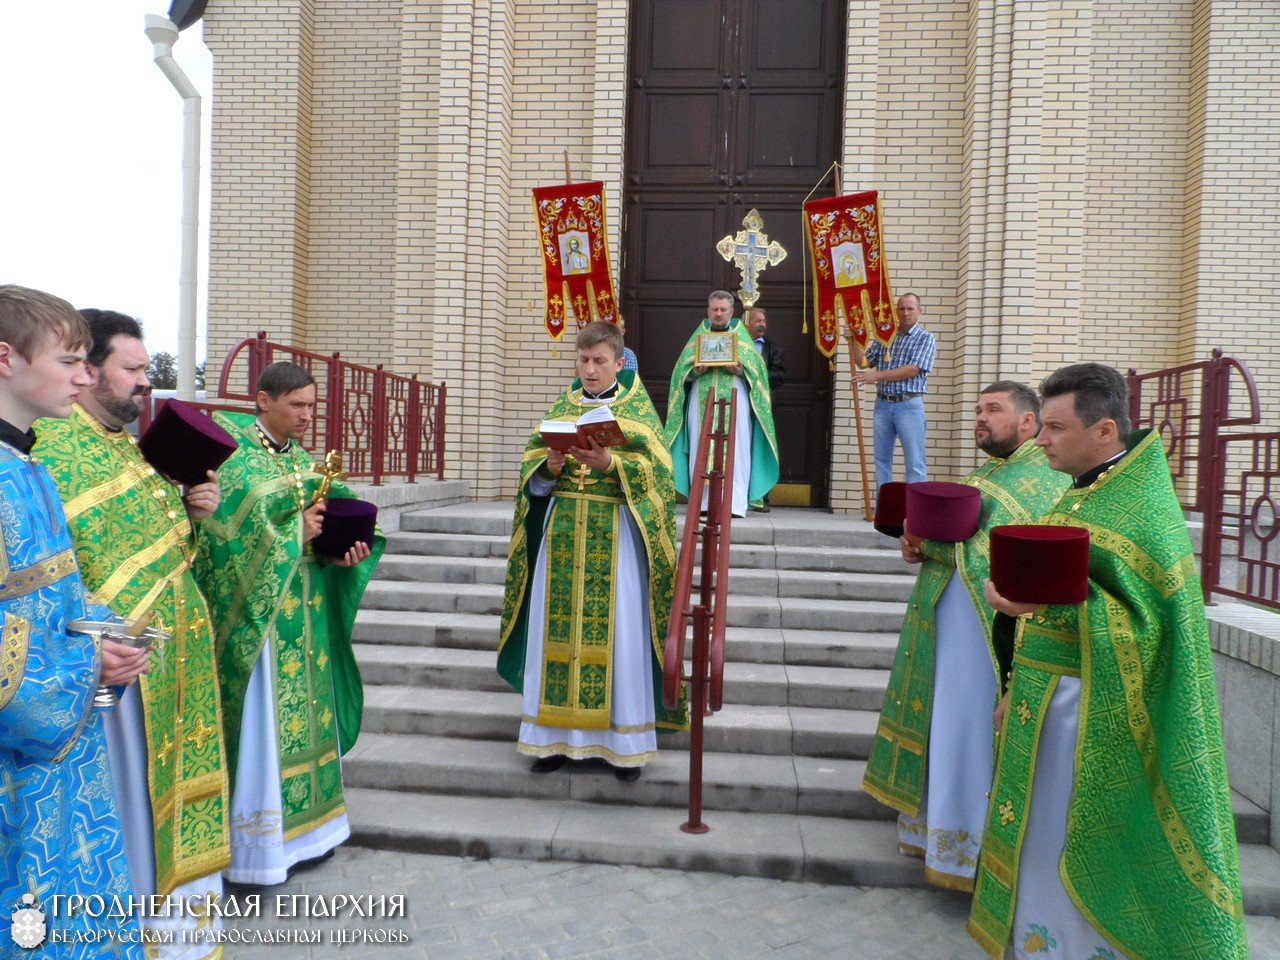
left=201, top=0, right=1280, bottom=508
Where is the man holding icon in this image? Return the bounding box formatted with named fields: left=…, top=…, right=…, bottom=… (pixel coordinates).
left=195, top=362, right=383, bottom=885
left=863, top=380, right=1066, bottom=892
left=35, top=308, right=232, bottom=956
left=971, top=363, right=1246, bottom=960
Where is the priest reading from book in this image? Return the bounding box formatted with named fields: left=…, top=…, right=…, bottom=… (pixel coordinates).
left=498, top=321, right=686, bottom=781
left=665, top=289, right=779, bottom=516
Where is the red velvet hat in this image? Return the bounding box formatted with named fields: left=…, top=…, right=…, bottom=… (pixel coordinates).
left=873, top=482, right=908, bottom=538
left=905, top=481, right=982, bottom=543
left=137, top=398, right=238, bottom=487
left=989, top=525, right=1091, bottom=605
left=313, top=498, right=378, bottom=559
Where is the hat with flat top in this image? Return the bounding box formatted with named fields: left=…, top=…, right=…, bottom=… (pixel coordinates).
left=313, top=498, right=378, bottom=559
left=137, top=398, right=238, bottom=487
left=989, top=524, right=1091, bottom=605
left=905, top=481, right=982, bottom=543
left=873, top=482, right=908, bottom=538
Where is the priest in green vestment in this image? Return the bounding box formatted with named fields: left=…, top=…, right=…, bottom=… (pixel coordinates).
left=863, top=381, right=1068, bottom=892
left=34, top=310, right=231, bottom=956
left=498, top=322, right=686, bottom=780
left=195, top=361, right=384, bottom=886
left=971, top=363, right=1247, bottom=960
left=665, top=290, right=779, bottom=516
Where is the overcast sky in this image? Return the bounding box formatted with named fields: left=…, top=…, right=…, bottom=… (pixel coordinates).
left=1, top=2, right=213, bottom=358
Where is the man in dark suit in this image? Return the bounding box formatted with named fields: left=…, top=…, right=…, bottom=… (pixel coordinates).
left=747, top=306, right=784, bottom=511
left=747, top=307, right=785, bottom=391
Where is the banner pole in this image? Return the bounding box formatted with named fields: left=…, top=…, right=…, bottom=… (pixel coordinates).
left=830, top=166, right=874, bottom=521
left=563, top=151, right=572, bottom=182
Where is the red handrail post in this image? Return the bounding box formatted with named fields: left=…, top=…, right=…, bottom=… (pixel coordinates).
left=681, top=604, right=710, bottom=835
left=371, top=364, right=388, bottom=486
left=320, top=351, right=340, bottom=457
left=435, top=383, right=448, bottom=480
left=1198, top=352, right=1228, bottom=602
left=405, top=375, right=421, bottom=484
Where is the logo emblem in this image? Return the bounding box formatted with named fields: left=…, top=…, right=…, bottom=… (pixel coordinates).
left=10, top=893, right=46, bottom=949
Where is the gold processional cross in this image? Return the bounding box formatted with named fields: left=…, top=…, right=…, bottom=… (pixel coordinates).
left=716, top=208, right=788, bottom=309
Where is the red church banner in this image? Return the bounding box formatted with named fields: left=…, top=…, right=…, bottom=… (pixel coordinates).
left=532, top=181, right=618, bottom=340
left=802, top=190, right=896, bottom=359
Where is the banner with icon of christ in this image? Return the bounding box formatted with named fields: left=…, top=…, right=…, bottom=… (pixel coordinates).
left=803, top=190, right=897, bottom=359
left=532, top=181, right=618, bottom=340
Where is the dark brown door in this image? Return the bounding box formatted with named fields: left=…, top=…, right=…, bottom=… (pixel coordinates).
left=622, top=0, right=844, bottom=506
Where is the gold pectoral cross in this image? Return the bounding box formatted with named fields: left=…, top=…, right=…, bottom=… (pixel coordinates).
left=313, top=450, right=347, bottom=504
left=571, top=460, right=599, bottom=492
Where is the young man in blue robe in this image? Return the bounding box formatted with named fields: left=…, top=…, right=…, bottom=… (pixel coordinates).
left=0, top=285, right=149, bottom=958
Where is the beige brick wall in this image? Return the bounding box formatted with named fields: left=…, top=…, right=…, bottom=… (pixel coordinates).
left=202, top=0, right=1280, bottom=504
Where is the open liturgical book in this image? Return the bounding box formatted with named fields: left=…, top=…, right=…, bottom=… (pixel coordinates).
left=539, top=405, right=627, bottom=452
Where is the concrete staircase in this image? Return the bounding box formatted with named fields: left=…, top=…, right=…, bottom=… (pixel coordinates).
left=343, top=503, right=1280, bottom=914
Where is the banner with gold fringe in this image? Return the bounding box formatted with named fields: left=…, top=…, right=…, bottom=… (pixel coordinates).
left=802, top=190, right=896, bottom=358
left=532, top=181, right=618, bottom=340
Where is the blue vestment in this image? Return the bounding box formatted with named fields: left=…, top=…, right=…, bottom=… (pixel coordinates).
left=0, top=441, right=142, bottom=959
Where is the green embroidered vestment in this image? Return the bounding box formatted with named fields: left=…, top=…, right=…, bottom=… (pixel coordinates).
left=969, top=430, right=1247, bottom=960
left=863, top=439, right=1068, bottom=818
left=34, top=406, right=232, bottom=894
left=194, top=412, right=385, bottom=839
left=664, top=318, right=779, bottom=503
left=497, top=371, right=687, bottom=732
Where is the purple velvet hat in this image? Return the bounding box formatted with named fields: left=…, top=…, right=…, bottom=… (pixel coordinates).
left=313, top=498, right=378, bottom=559
left=990, top=525, right=1091, bottom=605
left=137, top=398, right=238, bottom=487
left=905, top=481, right=982, bottom=543
left=873, top=482, right=908, bottom=538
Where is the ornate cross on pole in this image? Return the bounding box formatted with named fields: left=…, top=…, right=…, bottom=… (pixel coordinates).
left=716, top=208, right=787, bottom=309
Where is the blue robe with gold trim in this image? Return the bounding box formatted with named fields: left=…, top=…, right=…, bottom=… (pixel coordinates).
left=0, top=442, right=142, bottom=958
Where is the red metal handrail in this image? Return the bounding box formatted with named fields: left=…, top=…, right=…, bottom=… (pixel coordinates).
left=1128, top=350, right=1280, bottom=610
left=139, top=331, right=446, bottom=483
left=663, top=388, right=736, bottom=834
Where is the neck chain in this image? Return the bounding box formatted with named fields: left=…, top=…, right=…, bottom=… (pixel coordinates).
left=1067, top=459, right=1121, bottom=513
left=256, top=423, right=307, bottom=511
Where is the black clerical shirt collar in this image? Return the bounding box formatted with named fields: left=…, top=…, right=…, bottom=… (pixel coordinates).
left=0, top=418, right=37, bottom=455
left=581, top=381, right=619, bottom=401
left=1073, top=448, right=1127, bottom=488
left=255, top=419, right=292, bottom=453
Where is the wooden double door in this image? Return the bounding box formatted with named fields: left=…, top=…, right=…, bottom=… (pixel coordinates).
left=622, top=0, right=845, bottom=506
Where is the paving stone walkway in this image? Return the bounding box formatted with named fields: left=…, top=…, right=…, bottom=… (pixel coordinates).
left=219, top=846, right=1280, bottom=959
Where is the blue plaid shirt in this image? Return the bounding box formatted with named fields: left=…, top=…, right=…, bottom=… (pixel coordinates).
left=622, top=347, right=638, bottom=372
left=865, top=324, right=936, bottom=397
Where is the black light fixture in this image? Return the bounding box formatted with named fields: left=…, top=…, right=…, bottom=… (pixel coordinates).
left=167, top=0, right=208, bottom=31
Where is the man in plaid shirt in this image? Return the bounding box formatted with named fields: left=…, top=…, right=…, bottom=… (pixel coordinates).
left=852, top=292, right=937, bottom=489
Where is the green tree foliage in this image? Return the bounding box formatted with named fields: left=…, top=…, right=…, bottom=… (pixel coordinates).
left=146, top=352, right=207, bottom=391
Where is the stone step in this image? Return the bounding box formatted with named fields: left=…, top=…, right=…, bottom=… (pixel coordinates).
left=370, top=557, right=916, bottom=602
left=384, top=530, right=907, bottom=575
left=343, top=787, right=1280, bottom=913
left=355, top=644, right=890, bottom=711
left=359, top=581, right=908, bottom=632
left=361, top=685, right=880, bottom=759
left=341, top=731, right=1272, bottom=845
left=400, top=505, right=890, bottom=550
left=351, top=611, right=900, bottom=670
left=343, top=732, right=889, bottom=821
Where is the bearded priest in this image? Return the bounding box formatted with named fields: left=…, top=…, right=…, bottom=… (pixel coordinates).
left=862, top=380, right=1068, bottom=892
left=971, top=362, right=1247, bottom=960
left=665, top=290, right=779, bottom=517
left=34, top=309, right=232, bottom=956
